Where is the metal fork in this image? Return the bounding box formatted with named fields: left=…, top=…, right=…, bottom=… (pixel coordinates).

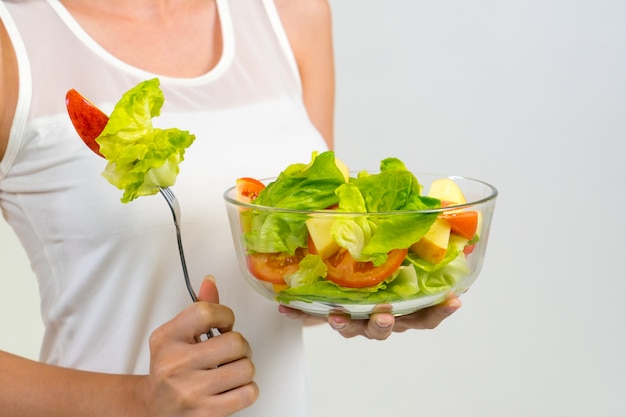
left=159, top=186, right=214, bottom=339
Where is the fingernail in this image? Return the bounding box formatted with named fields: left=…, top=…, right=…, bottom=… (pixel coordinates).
left=329, top=316, right=347, bottom=330
left=375, top=316, right=393, bottom=330
left=204, top=275, right=216, bottom=283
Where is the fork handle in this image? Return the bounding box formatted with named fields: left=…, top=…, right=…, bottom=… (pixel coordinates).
left=172, top=220, right=215, bottom=339
left=160, top=189, right=214, bottom=339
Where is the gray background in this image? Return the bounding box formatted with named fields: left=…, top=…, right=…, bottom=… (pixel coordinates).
left=1, top=1, right=625, bottom=416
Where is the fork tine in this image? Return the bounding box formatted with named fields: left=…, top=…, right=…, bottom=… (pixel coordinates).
left=160, top=187, right=180, bottom=218
left=161, top=186, right=173, bottom=202
left=163, top=186, right=174, bottom=201
left=159, top=188, right=174, bottom=217
left=161, top=186, right=173, bottom=205
left=167, top=187, right=181, bottom=212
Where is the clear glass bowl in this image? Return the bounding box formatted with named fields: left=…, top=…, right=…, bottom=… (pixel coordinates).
left=223, top=173, right=497, bottom=319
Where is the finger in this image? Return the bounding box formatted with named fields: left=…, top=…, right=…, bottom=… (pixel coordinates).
left=204, top=381, right=260, bottom=415
left=194, top=332, right=253, bottom=369
left=198, top=275, right=219, bottom=304
left=156, top=302, right=235, bottom=344
left=328, top=304, right=396, bottom=339
left=278, top=305, right=307, bottom=319
left=364, top=312, right=395, bottom=340
left=199, top=355, right=256, bottom=393
left=194, top=301, right=236, bottom=337
left=278, top=305, right=327, bottom=325
left=172, top=359, right=258, bottom=415
left=327, top=314, right=367, bottom=339
left=394, top=296, right=461, bottom=332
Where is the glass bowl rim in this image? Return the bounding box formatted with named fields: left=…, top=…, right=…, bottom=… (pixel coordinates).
left=223, top=173, right=498, bottom=215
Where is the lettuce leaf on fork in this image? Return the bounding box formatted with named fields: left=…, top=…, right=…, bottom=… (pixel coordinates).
left=96, top=78, right=196, bottom=203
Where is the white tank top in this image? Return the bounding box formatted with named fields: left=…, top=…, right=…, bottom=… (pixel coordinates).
left=0, top=1, right=327, bottom=415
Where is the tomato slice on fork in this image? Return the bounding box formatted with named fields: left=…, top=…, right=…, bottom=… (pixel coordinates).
left=65, top=89, right=109, bottom=157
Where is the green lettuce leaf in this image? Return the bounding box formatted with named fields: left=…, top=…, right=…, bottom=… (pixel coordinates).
left=386, top=266, right=421, bottom=297
left=330, top=183, right=378, bottom=263
left=276, top=265, right=421, bottom=305
left=252, top=151, right=346, bottom=210
left=406, top=235, right=471, bottom=294
left=351, top=159, right=441, bottom=256
left=412, top=254, right=470, bottom=295
left=97, top=78, right=196, bottom=203
left=277, top=279, right=397, bottom=304
left=325, top=157, right=441, bottom=265
left=243, top=151, right=346, bottom=254
left=284, top=254, right=327, bottom=288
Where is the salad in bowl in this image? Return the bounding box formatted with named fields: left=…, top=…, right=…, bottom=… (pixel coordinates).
left=223, top=151, right=497, bottom=318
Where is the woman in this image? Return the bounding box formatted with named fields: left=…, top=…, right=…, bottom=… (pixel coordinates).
left=0, top=1, right=460, bottom=415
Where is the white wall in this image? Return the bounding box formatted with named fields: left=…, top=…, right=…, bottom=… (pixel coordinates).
left=0, top=220, right=43, bottom=359
left=303, top=1, right=625, bottom=416
left=1, top=1, right=625, bottom=416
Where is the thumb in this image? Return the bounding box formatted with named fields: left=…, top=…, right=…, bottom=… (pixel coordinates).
left=197, top=275, right=220, bottom=304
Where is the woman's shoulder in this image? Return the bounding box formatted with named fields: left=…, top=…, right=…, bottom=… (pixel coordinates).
left=274, top=0, right=331, bottom=18
left=272, top=0, right=334, bottom=149
left=273, top=0, right=332, bottom=47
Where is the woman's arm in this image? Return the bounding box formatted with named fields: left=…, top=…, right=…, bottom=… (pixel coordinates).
left=0, top=350, right=143, bottom=416
left=275, top=0, right=335, bottom=150
left=0, top=279, right=258, bottom=417
left=0, top=19, right=18, bottom=161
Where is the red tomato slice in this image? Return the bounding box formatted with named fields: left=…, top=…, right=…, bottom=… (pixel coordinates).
left=247, top=248, right=307, bottom=284
left=322, top=247, right=408, bottom=289
left=236, top=177, right=265, bottom=203
left=441, top=211, right=478, bottom=240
